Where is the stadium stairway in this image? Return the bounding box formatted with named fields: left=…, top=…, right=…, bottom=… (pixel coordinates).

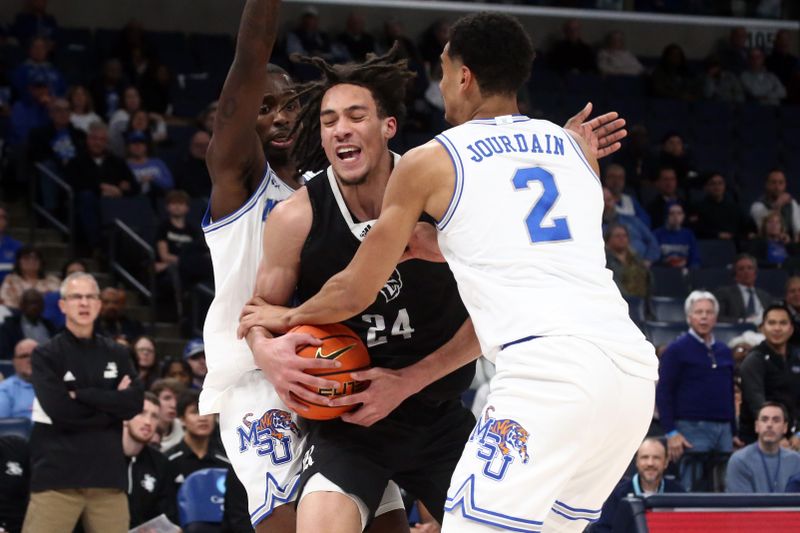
left=6, top=199, right=189, bottom=359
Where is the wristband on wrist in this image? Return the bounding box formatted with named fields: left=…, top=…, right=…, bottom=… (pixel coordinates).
left=666, top=430, right=679, bottom=438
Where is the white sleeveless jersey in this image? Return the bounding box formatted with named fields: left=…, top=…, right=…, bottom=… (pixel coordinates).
left=199, top=166, right=299, bottom=414
left=434, top=116, right=657, bottom=380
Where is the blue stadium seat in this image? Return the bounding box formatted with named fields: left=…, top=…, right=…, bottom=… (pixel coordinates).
left=644, top=321, right=685, bottom=348
left=696, top=239, right=736, bottom=268
left=714, top=323, right=756, bottom=346
left=689, top=267, right=732, bottom=292
left=177, top=468, right=227, bottom=528
left=607, top=97, right=645, bottom=127
left=93, top=28, right=120, bottom=61
left=189, top=33, right=234, bottom=72
left=0, top=418, right=32, bottom=440
left=650, top=296, right=685, bottom=322
left=147, top=31, right=192, bottom=73
left=650, top=267, right=689, bottom=298
left=603, top=75, right=647, bottom=100
left=756, top=268, right=789, bottom=299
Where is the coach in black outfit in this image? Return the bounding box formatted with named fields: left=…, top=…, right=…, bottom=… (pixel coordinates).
left=22, top=272, right=143, bottom=533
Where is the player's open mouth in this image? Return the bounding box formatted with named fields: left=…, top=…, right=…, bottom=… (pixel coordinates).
left=336, top=146, right=361, bottom=161
left=270, top=136, right=294, bottom=149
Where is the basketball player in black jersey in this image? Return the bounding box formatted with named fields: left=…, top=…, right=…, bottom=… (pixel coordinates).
left=237, top=46, right=629, bottom=531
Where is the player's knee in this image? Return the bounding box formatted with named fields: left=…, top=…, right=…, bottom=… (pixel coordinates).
left=297, top=491, right=362, bottom=533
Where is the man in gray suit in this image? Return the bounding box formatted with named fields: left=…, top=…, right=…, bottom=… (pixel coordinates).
left=714, top=254, right=774, bottom=324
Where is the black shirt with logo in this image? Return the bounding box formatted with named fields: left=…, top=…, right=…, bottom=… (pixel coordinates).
left=297, top=170, right=474, bottom=407
left=127, top=445, right=177, bottom=527
left=157, top=220, right=199, bottom=257
left=0, top=436, right=29, bottom=533
left=29, top=330, right=143, bottom=492
left=164, top=439, right=230, bottom=486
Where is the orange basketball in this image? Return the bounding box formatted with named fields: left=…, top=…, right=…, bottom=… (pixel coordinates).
left=290, top=323, right=370, bottom=420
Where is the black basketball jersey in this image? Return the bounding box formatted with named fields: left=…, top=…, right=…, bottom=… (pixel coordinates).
left=297, top=165, right=474, bottom=401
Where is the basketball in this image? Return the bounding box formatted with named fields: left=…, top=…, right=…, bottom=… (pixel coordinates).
left=290, top=323, right=371, bottom=420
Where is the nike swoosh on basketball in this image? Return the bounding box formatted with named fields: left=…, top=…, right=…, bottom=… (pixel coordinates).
left=314, top=344, right=355, bottom=360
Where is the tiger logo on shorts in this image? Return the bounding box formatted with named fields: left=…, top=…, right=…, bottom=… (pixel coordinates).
left=488, top=417, right=530, bottom=464
left=470, top=406, right=531, bottom=480
left=237, top=409, right=301, bottom=465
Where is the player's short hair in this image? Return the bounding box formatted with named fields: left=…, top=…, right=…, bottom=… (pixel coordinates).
left=266, top=63, right=289, bottom=76
left=177, top=389, right=201, bottom=418
left=447, top=12, right=534, bottom=97
left=289, top=43, right=416, bottom=173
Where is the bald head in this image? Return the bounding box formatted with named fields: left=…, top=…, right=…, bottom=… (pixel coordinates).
left=13, top=338, right=38, bottom=380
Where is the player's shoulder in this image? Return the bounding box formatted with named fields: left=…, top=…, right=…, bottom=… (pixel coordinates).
left=266, top=184, right=312, bottom=229
left=398, top=139, right=452, bottom=173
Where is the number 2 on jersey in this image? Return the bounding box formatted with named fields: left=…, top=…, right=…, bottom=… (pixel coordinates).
left=512, top=167, right=571, bottom=243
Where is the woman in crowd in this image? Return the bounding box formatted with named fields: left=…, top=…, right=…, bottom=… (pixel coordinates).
left=161, top=357, right=193, bottom=389
left=0, top=247, right=60, bottom=309
left=67, top=85, right=102, bottom=133
left=133, top=335, right=160, bottom=390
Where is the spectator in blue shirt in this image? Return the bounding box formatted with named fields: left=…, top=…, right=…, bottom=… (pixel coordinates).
left=11, top=36, right=65, bottom=97
left=0, top=339, right=37, bottom=418
left=125, top=131, right=174, bottom=197
left=656, top=290, right=737, bottom=490
left=0, top=206, right=22, bottom=285
left=726, top=402, right=800, bottom=493
left=8, top=78, right=51, bottom=147
left=654, top=204, right=700, bottom=269
left=593, top=438, right=684, bottom=532
left=603, top=163, right=651, bottom=228
left=603, top=187, right=660, bottom=264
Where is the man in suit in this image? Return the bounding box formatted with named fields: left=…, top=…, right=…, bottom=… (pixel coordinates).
left=713, top=254, right=774, bottom=324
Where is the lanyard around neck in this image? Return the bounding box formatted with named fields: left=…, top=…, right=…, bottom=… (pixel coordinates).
left=757, top=447, right=781, bottom=493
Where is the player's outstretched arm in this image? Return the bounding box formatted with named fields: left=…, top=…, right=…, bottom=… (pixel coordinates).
left=333, top=318, right=482, bottom=427
left=284, top=143, right=452, bottom=329
left=206, top=0, right=281, bottom=220
left=240, top=190, right=342, bottom=413
left=564, top=102, right=627, bottom=160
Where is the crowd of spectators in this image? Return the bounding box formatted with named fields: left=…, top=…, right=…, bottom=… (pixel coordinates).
left=0, top=0, right=800, bottom=531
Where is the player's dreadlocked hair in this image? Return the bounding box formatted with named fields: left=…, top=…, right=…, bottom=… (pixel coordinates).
left=289, top=43, right=416, bottom=175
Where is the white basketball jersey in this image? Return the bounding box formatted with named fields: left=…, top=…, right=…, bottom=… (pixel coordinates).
left=434, top=116, right=657, bottom=380
left=199, top=167, right=298, bottom=414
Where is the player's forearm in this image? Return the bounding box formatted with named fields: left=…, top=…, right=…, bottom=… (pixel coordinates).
left=234, top=0, right=281, bottom=65
left=286, top=272, right=374, bottom=328
left=401, top=318, right=482, bottom=395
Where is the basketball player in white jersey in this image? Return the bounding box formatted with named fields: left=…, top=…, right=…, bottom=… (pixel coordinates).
left=200, top=1, right=412, bottom=531
left=245, top=12, right=658, bottom=533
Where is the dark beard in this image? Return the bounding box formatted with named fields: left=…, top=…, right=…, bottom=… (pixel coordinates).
left=266, top=146, right=290, bottom=167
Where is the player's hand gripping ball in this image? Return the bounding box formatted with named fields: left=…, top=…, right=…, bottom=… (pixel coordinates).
left=290, top=323, right=370, bottom=420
